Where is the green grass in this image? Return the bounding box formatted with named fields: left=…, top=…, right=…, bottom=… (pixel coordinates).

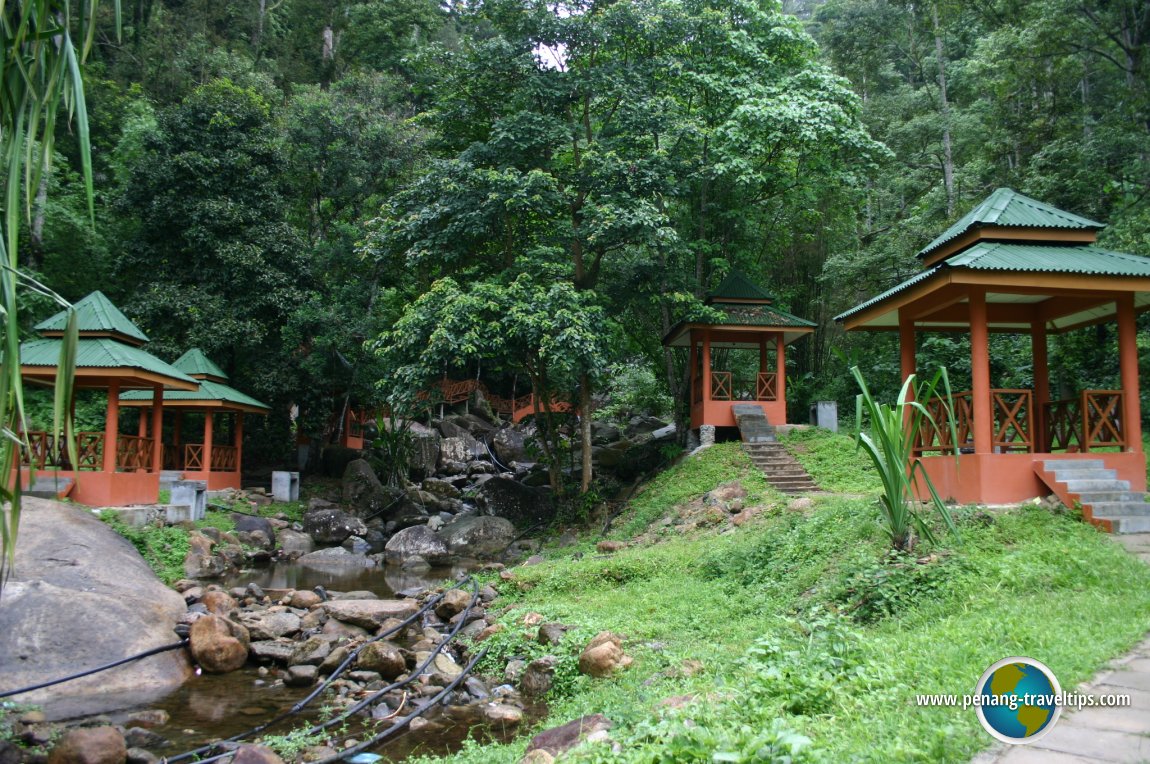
left=414, top=445, right=1150, bottom=764
left=780, top=427, right=883, bottom=494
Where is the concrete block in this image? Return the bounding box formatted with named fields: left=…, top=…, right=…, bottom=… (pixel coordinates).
left=272, top=471, right=300, bottom=502
left=810, top=401, right=838, bottom=432
left=169, top=479, right=207, bottom=521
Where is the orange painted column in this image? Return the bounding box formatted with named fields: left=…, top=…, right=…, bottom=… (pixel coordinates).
left=235, top=413, right=245, bottom=476
left=138, top=409, right=148, bottom=437
left=1031, top=320, right=1050, bottom=451
left=204, top=412, right=214, bottom=475
left=775, top=333, right=786, bottom=422
left=151, top=386, right=164, bottom=473
left=702, top=328, right=712, bottom=404
left=969, top=289, right=992, bottom=454
left=899, top=309, right=916, bottom=382
left=1116, top=294, right=1143, bottom=451
left=103, top=381, right=121, bottom=473
left=688, top=331, right=698, bottom=404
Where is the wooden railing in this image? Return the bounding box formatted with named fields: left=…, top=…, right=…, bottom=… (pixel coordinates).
left=915, top=389, right=1033, bottom=454
left=699, top=371, right=778, bottom=403
left=176, top=442, right=240, bottom=471
left=408, top=379, right=572, bottom=423
left=116, top=435, right=154, bottom=470
left=19, top=431, right=150, bottom=471
left=1044, top=390, right=1124, bottom=452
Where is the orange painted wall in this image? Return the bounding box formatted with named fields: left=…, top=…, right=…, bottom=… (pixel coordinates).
left=917, top=451, right=1147, bottom=505
left=21, top=469, right=159, bottom=506
left=691, top=399, right=788, bottom=429
left=181, top=470, right=242, bottom=491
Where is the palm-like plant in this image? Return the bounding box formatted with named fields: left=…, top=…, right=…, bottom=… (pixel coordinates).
left=1, top=0, right=117, bottom=595
left=851, top=365, right=960, bottom=551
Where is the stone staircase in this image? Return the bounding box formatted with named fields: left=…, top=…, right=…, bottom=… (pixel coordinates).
left=1034, top=459, right=1150, bottom=533
left=733, top=403, right=819, bottom=494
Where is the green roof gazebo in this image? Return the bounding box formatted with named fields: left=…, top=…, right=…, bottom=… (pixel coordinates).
left=837, top=189, right=1150, bottom=529
left=18, top=291, right=199, bottom=505
left=121, top=349, right=269, bottom=491
left=663, top=270, right=815, bottom=434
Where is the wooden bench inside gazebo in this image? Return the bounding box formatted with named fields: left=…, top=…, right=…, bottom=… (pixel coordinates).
left=837, top=188, right=1149, bottom=528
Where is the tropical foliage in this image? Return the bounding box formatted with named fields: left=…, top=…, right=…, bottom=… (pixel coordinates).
left=0, top=0, right=110, bottom=594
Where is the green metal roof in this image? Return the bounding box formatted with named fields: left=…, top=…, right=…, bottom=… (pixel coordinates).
left=34, top=291, right=149, bottom=344
left=707, top=269, right=775, bottom=302
left=120, top=378, right=269, bottom=412
left=918, top=188, right=1105, bottom=260
left=836, top=242, right=1150, bottom=322
left=20, top=337, right=198, bottom=385
left=173, top=348, right=228, bottom=380
left=710, top=302, right=816, bottom=328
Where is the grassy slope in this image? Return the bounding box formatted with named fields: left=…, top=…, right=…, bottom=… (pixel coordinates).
left=417, top=435, right=1150, bottom=763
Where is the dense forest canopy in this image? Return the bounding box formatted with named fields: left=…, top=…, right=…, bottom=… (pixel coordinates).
left=17, top=0, right=1150, bottom=472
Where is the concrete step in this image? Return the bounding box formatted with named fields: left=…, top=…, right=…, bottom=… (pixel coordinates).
left=1047, top=468, right=1119, bottom=482
left=1042, top=459, right=1107, bottom=472
left=1107, top=516, right=1150, bottom=533
left=1063, top=479, right=1132, bottom=493
left=1074, top=491, right=1146, bottom=504
left=25, top=475, right=74, bottom=499
left=1089, top=502, right=1150, bottom=518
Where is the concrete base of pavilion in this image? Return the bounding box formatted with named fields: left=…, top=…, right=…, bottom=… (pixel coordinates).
left=918, top=451, right=1147, bottom=505
left=20, top=469, right=160, bottom=506
left=691, top=398, right=787, bottom=429
left=177, top=469, right=242, bottom=491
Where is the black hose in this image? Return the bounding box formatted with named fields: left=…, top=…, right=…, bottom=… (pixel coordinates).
left=0, top=640, right=189, bottom=699
left=313, top=648, right=488, bottom=763
left=163, top=578, right=474, bottom=764
left=181, top=579, right=482, bottom=764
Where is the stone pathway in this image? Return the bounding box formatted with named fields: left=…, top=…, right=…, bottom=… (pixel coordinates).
left=971, top=533, right=1150, bottom=764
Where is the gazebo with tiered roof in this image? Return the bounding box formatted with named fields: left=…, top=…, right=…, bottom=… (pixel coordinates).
left=120, top=349, right=269, bottom=491
left=837, top=188, right=1149, bottom=508
left=18, top=291, right=199, bottom=505
left=663, top=270, right=815, bottom=435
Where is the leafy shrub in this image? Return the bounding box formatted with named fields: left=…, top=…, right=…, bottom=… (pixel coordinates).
left=829, top=550, right=971, bottom=624
left=742, top=609, right=865, bottom=716
left=595, top=361, right=673, bottom=423
left=100, top=515, right=190, bottom=584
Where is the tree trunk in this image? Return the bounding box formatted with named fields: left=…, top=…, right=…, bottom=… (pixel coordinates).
left=931, top=3, right=955, bottom=217
left=27, top=169, right=49, bottom=270
left=580, top=373, right=592, bottom=493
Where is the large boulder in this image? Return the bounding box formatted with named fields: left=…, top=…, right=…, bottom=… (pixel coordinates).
left=0, top=499, right=192, bottom=712
left=277, top=529, right=315, bottom=556
left=492, top=427, right=528, bottom=464
left=525, top=715, right=614, bottom=758
left=408, top=429, right=442, bottom=480
left=439, top=432, right=485, bottom=466
left=438, top=516, right=516, bottom=558
left=474, top=477, right=554, bottom=528
left=302, top=508, right=368, bottom=544
left=383, top=525, right=451, bottom=566
left=341, top=459, right=404, bottom=518
left=189, top=614, right=251, bottom=674
left=47, top=726, right=127, bottom=764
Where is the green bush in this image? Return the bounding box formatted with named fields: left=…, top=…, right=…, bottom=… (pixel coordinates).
left=100, top=514, right=190, bottom=584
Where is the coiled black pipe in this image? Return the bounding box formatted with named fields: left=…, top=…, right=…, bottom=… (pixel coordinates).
left=0, top=640, right=189, bottom=699
left=163, top=578, right=476, bottom=763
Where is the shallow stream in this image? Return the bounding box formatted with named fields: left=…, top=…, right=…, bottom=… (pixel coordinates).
left=48, top=561, right=536, bottom=760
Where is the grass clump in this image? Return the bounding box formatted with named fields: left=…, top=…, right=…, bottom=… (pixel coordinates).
left=99, top=514, right=190, bottom=585
left=780, top=427, right=882, bottom=494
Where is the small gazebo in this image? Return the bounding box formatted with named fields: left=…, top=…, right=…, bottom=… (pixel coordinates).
left=663, top=270, right=815, bottom=436
left=18, top=291, right=199, bottom=505
left=120, top=349, right=269, bottom=491
left=837, top=188, right=1148, bottom=506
